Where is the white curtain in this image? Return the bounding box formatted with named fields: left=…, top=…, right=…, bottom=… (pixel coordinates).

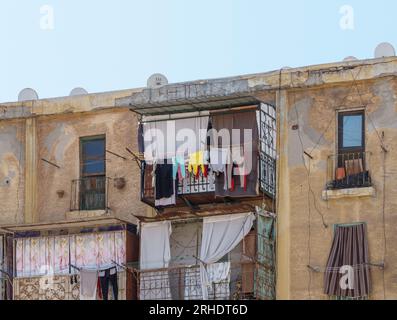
left=139, top=221, right=172, bottom=300
left=140, top=221, right=172, bottom=270
left=199, top=212, right=255, bottom=300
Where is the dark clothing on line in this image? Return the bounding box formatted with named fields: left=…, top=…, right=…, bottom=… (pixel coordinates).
left=99, top=268, right=118, bottom=300
left=155, top=160, right=174, bottom=200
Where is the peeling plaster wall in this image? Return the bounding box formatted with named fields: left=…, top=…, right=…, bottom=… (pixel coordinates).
left=0, top=121, right=25, bottom=224
left=279, top=77, right=397, bottom=300
left=36, top=109, right=147, bottom=223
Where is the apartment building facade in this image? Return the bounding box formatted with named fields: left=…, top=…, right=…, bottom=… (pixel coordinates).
left=1, top=56, right=397, bottom=300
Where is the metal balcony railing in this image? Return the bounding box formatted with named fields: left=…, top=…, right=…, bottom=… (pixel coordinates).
left=70, top=176, right=109, bottom=211
left=326, top=151, right=372, bottom=190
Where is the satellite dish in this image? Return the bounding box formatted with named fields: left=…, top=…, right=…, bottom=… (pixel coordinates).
left=343, top=56, right=358, bottom=62
left=147, top=73, right=168, bottom=88
left=18, top=88, right=39, bottom=102
left=69, top=87, right=88, bottom=96
left=374, top=42, right=396, bottom=58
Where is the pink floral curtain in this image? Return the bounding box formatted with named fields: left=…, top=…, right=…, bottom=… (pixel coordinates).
left=70, top=231, right=126, bottom=271
left=16, top=236, right=69, bottom=277
left=15, top=231, right=126, bottom=277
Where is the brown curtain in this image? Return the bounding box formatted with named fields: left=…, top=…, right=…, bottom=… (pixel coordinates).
left=209, top=110, right=259, bottom=198
left=324, top=224, right=371, bottom=298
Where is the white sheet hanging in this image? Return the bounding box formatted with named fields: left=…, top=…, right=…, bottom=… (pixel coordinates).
left=199, top=212, right=255, bottom=300
left=139, top=221, right=173, bottom=300
left=140, top=221, right=172, bottom=270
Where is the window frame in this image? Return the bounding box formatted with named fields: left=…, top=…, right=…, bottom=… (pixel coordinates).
left=79, top=135, right=106, bottom=178
left=337, top=110, right=365, bottom=155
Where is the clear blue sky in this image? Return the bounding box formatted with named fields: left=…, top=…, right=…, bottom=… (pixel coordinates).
left=0, top=0, right=396, bottom=102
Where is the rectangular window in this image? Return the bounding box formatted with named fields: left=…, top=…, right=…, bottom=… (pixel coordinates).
left=80, top=136, right=106, bottom=177
left=338, top=111, right=365, bottom=153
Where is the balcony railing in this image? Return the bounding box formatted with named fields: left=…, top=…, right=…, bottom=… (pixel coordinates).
left=141, top=164, right=216, bottom=206
left=13, top=272, right=127, bottom=300
left=70, top=176, right=110, bottom=211
left=132, top=262, right=257, bottom=300
left=326, top=151, right=372, bottom=190
left=141, top=156, right=276, bottom=207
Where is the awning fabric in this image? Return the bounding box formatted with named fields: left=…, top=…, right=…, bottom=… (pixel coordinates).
left=199, top=212, right=255, bottom=300
left=324, top=224, right=371, bottom=298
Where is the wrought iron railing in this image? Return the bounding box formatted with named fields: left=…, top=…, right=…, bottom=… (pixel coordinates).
left=132, top=262, right=257, bottom=301
left=13, top=272, right=127, bottom=300
left=70, top=176, right=109, bottom=211
left=141, top=164, right=215, bottom=203
left=326, top=151, right=372, bottom=190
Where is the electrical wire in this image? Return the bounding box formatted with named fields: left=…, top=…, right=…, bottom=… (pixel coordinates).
left=349, top=71, right=388, bottom=299
left=289, top=65, right=375, bottom=299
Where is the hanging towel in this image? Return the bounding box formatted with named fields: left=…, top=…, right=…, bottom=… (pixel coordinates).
left=188, top=151, right=206, bottom=177
left=80, top=269, right=99, bottom=300
left=172, top=156, right=186, bottom=181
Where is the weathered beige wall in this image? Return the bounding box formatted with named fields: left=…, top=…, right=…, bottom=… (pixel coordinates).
left=36, top=109, right=147, bottom=223
left=278, top=77, right=397, bottom=300
left=0, top=120, right=25, bottom=224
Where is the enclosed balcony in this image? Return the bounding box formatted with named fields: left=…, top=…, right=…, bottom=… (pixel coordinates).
left=138, top=102, right=276, bottom=209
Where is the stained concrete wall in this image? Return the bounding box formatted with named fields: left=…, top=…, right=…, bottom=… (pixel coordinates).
left=278, top=77, right=397, bottom=300
left=0, top=120, right=25, bottom=224
left=0, top=88, right=153, bottom=226
left=36, top=109, right=148, bottom=223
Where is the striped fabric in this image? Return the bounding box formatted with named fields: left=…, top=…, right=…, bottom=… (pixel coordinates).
left=324, top=224, right=371, bottom=299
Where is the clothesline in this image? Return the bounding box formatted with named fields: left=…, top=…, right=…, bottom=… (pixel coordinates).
left=308, top=262, right=385, bottom=273
left=70, top=264, right=81, bottom=272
